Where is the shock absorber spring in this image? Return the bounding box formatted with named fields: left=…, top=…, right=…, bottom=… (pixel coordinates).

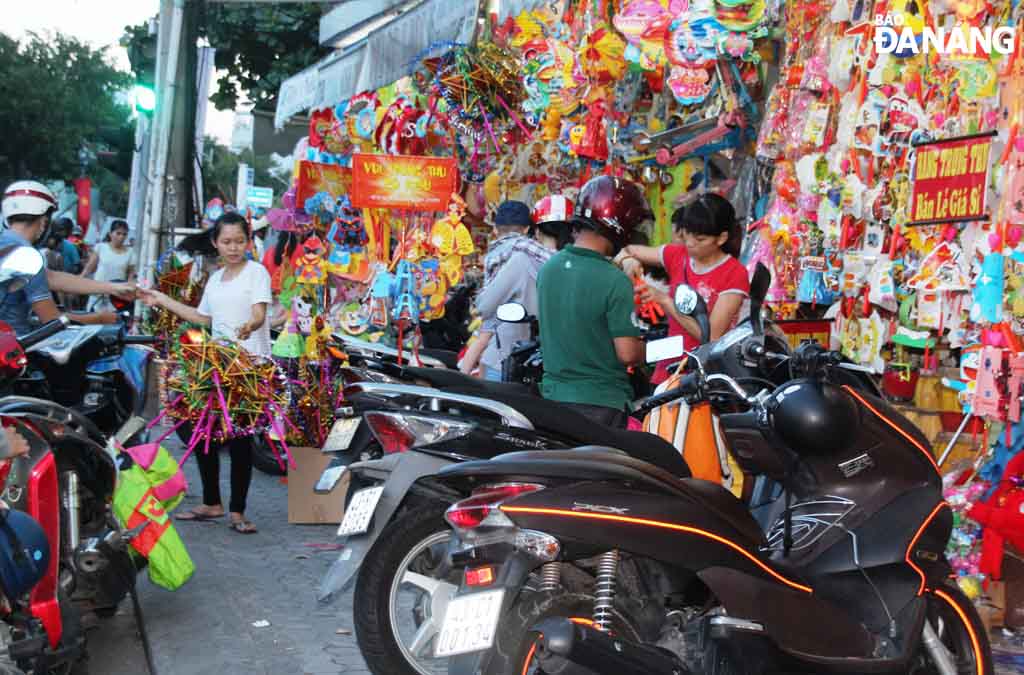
left=538, top=562, right=561, bottom=592
left=592, top=550, right=620, bottom=632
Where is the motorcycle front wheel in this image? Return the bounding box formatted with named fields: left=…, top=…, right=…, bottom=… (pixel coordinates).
left=353, top=503, right=455, bottom=675
left=911, top=582, right=993, bottom=675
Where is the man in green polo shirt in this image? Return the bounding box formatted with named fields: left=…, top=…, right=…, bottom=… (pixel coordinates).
left=537, top=176, right=651, bottom=427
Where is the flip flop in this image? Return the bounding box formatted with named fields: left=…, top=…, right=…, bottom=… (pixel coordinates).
left=228, top=518, right=257, bottom=534
left=176, top=508, right=225, bottom=522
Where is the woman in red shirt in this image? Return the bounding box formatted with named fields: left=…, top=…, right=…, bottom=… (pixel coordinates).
left=616, top=193, right=749, bottom=384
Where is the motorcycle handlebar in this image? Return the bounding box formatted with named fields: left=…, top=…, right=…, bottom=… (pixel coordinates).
left=631, top=373, right=698, bottom=419
left=19, top=316, right=70, bottom=349
left=122, top=335, right=161, bottom=345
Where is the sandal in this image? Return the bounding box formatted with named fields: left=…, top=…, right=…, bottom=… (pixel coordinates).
left=228, top=518, right=257, bottom=534
left=176, top=507, right=224, bottom=522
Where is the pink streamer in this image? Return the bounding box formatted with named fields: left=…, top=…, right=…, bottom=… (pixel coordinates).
left=211, top=371, right=235, bottom=436
left=270, top=416, right=294, bottom=469
left=202, top=398, right=216, bottom=456
left=264, top=431, right=286, bottom=473
left=479, top=103, right=501, bottom=154
left=147, top=394, right=185, bottom=430
left=495, top=94, right=532, bottom=140
left=154, top=418, right=187, bottom=446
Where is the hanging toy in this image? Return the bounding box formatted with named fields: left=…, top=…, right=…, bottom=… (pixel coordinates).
left=430, top=193, right=475, bottom=286
left=294, top=235, right=328, bottom=285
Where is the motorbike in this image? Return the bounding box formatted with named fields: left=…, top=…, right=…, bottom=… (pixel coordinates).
left=0, top=248, right=149, bottom=673
left=328, top=266, right=807, bottom=675
left=433, top=309, right=987, bottom=674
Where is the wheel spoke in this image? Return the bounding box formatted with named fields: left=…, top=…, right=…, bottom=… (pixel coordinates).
left=403, top=570, right=443, bottom=595
left=407, top=618, right=438, bottom=658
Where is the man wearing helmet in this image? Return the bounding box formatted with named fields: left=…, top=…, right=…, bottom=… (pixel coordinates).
left=536, top=176, right=649, bottom=426
left=1, top=181, right=134, bottom=336
left=462, top=200, right=556, bottom=380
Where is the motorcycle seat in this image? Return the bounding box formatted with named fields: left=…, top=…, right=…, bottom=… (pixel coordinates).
left=418, top=348, right=460, bottom=369
left=441, top=388, right=692, bottom=478
left=402, top=367, right=532, bottom=396
left=442, top=446, right=762, bottom=546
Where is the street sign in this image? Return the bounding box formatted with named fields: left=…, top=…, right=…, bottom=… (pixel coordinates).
left=247, top=186, right=274, bottom=209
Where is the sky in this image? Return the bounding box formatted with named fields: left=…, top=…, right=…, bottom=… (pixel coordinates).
left=3, top=0, right=235, bottom=144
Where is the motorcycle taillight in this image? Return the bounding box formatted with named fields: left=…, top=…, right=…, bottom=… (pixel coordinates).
left=0, top=327, right=26, bottom=378
left=363, top=411, right=474, bottom=454
left=445, top=483, right=544, bottom=531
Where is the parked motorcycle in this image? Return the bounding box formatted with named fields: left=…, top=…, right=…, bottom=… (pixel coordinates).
left=435, top=333, right=986, bottom=673
left=330, top=266, right=806, bottom=675
left=0, top=247, right=150, bottom=673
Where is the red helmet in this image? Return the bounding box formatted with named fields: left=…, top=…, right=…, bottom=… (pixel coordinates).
left=572, top=176, right=651, bottom=252
left=532, top=194, right=574, bottom=224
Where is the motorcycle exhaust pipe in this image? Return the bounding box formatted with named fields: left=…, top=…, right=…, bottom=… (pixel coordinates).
left=75, top=528, right=133, bottom=576
left=532, top=618, right=691, bottom=675
left=61, top=472, right=80, bottom=559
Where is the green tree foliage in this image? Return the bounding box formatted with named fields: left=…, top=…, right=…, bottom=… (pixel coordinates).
left=201, top=138, right=289, bottom=206
left=200, top=3, right=330, bottom=111
left=0, top=32, right=134, bottom=183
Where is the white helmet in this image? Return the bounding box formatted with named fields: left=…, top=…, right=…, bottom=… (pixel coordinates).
left=3, top=181, right=57, bottom=225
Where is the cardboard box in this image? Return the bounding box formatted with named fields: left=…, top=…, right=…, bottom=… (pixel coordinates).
left=287, top=445, right=350, bottom=524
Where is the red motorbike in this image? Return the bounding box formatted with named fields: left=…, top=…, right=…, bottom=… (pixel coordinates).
left=0, top=245, right=147, bottom=673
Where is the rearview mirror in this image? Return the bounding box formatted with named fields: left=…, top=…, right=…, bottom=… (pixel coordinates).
left=675, top=285, right=710, bottom=344
left=749, top=263, right=771, bottom=337
left=674, top=286, right=699, bottom=315
left=496, top=302, right=528, bottom=323
left=0, top=246, right=44, bottom=294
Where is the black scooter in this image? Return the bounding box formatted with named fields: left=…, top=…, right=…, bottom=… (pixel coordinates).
left=435, top=344, right=988, bottom=674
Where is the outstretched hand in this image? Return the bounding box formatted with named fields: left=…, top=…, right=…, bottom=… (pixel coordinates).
left=110, top=281, right=137, bottom=300
left=137, top=288, right=166, bottom=308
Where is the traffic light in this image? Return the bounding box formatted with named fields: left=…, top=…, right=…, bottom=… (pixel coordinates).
left=133, top=84, right=156, bottom=113
left=125, top=24, right=157, bottom=114
left=96, top=124, right=136, bottom=180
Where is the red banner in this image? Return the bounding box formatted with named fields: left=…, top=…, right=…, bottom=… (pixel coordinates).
left=295, top=160, right=352, bottom=207
left=908, top=133, right=993, bottom=225
left=73, top=177, right=91, bottom=234
left=350, top=154, right=458, bottom=211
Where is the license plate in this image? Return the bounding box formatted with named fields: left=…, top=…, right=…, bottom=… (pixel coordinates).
left=337, top=486, right=384, bottom=536
left=434, top=589, right=506, bottom=657
left=323, top=417, right=360, bottom=452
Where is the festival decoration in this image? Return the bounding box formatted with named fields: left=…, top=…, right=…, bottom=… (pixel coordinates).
left=163, top=328, right=293, bottom=469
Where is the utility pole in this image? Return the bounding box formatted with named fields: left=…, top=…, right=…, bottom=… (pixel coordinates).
left=137, top=0, right=197, bottom=285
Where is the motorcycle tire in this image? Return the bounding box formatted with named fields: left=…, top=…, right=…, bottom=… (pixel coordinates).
left=911, top=582, right=993, bottom=675
left=353, top=503, right=453, bottom=675
left=251, top=435, right=287, bottom=476
left=495, top=590, right=643, bottom=675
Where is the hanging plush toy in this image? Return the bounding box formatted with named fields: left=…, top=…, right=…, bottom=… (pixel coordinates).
left=430, top=194, right=475, bottom=285
left=294, top=235, right=328, bottom=285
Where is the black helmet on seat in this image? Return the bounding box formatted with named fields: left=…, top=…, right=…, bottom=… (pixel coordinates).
left=769, top=379, right=859, bottom=457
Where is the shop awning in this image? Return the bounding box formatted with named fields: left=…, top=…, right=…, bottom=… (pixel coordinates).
left=274, top=0, right=478, bottom=129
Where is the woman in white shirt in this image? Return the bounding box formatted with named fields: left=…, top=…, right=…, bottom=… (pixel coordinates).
left=139, top=213, right=272, bottom=534
left=82, top=220, right=135, bottom=311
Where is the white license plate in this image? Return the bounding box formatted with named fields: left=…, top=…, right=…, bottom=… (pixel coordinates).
left=323, top=417, right=361, bottom=452
left=434, top=589, right=506, bottom=657
left=337, top=486, right=384, bottom=536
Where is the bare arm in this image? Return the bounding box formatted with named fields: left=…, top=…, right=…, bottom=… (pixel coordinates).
left=236, top=302, right=268, bottom=341
left=139, top=289, right=211, bottom=327
left=69, top=311, right=119, bottom=325
left=30, top=298, right=61, bottom=325
left=617, top=244, right=665, bottom=268
left=613, top=336, right=645, bottom=366
left=458, top=331, right=493, bottom=374
left=48, top=270, right=134, bottom=298
left=707, top=293, right=745, bottom=341
left=80, top=252, right=98, bottom=278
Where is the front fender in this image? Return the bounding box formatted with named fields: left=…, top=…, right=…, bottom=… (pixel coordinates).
left=316, top=451, right=454, bottom=603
